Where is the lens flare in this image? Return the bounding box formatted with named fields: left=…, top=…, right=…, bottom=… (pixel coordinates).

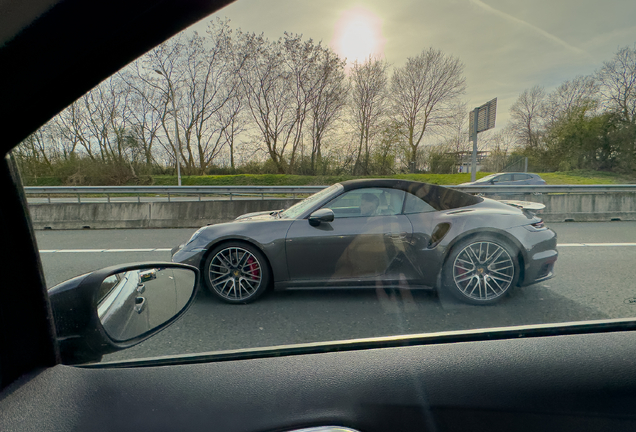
left=331, top=7, right=385, bottom=66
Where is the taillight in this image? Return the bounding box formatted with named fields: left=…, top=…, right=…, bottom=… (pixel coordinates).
left=523, top=219, right=547, bottom=231
left=532, top=220, right=545, bottom=229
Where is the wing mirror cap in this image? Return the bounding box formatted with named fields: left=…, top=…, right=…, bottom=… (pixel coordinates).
left=308, top=208, right=335, bottom=226
left=48, top=262, right=199, bottom=365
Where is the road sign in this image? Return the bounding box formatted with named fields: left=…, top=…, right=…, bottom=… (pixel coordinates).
left=469, top=97, right=497, bottom=181
left=469, top=97, right=497, bottom=138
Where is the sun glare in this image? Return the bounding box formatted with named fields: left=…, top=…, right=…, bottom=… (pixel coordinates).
left=331, top=7, right=385, bottom=66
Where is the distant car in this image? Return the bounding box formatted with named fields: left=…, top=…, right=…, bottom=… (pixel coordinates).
left=172, top=179, right=557, bottom=305
left=460, top=172, right=546, bottom=186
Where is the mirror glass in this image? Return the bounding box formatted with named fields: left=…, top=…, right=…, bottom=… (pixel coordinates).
left=97, top=267, right=196, bottom=342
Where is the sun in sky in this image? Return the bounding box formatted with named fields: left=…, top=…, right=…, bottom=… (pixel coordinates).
left=331, top=6, right=386, bottom=66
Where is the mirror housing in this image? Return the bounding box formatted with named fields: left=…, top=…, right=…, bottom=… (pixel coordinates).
left=48, top=262, right=199, bottom=365
left=308, top=208, right=335, bottom=226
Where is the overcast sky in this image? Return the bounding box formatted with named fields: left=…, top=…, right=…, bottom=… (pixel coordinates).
left=190, top=0, right=636, bottom=130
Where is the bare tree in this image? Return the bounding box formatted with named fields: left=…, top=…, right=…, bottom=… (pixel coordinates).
left=122, top=70, right=163, bottom=168
left=81, top=76, right=134, bottom=163
left=238, top=32, right=332, bottom=173
left=509, top=85, right=547, bottom=149
left=175, top=22, right=244, bottom=174
left=309, top=49, right=348, bottom=174
left=53, top=101, right=90, bottom=160
left=544, top=75, right=599, bottom=124
left=16, top=126, right=52, bottom=168
left=481, top=127, right=516, bottom=172
left=238, top=33, right=294, bottom=173
left=390, top=48, right=466, bottom=168
left=597, top=45, right=636, bottom=125
left=438, top=103, right=469, bottom=152
left=132, top=34, right=186, bottom=174
left=281, top=33, right=326, bottom=171
left=349, top=57, right=388, bottom=175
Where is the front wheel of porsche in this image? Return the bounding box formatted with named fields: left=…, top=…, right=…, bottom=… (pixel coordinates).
left=443, top=236, right=519, bottom=305
left=203, top=243, right=270, bottom=304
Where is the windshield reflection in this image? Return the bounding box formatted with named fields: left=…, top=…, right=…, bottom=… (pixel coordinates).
left=281, top=184, right=343, bottom=219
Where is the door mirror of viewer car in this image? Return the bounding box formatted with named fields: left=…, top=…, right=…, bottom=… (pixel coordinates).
left=308, top=208, right=335, bottom=226
left=48, top=262, right=198, bottom=364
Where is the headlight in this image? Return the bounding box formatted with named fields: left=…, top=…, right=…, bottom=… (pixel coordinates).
left=186, top=228, right=205, bottom=245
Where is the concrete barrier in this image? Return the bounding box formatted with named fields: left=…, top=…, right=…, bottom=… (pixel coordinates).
left=27, top=192, right=636, bottom=229
left=487, top=192, right=636, bottom=222
left=28, top=199, right=299, bottom=229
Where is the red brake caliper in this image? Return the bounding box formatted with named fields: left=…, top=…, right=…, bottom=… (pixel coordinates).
left=246, top=257, right=260, bottom=279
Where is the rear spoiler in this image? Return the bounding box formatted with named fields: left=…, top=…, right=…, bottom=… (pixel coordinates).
left=499, top=200, right=545, bottom=213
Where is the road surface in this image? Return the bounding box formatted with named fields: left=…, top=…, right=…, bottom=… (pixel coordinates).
left=35, top=222, right=636, bottom=362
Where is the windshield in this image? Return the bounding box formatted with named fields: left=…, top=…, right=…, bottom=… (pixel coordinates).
left=280, top=184, right=343, bottom=219
left=473, top=174, right=498, bottom=183
left=14, top=0, right=636, bottom=365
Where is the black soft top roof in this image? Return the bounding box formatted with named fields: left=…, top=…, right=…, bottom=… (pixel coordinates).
left=339, top=179, right=482, bottom=211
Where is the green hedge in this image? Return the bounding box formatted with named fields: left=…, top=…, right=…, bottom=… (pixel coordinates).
left=21, top=171, right=634, bottom=186
left=150, top=173, right=494, bottom=186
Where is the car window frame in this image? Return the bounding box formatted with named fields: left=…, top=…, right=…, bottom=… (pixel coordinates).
left=402, top=191, right=437, bottom=214
left=321, top=187, right=406, bottom=219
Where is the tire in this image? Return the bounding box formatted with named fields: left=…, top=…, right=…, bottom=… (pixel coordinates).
left=203, top=242, right=271, bottom=304
left=442, top=235, right=520, bottom=305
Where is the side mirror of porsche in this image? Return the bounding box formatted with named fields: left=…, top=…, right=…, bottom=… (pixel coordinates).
left=308, top=208, right=335, bottom=226
left=48, top=262, right=199, bottom=365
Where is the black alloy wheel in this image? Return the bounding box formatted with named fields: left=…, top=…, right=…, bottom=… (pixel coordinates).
left=443, top=235, right=519, bottom=305
left=203, top=242, right=270, bottom=304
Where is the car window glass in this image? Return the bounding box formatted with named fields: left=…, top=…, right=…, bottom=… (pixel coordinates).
left=280, top=184, right=342, bottom=219
left=97, top=274, right=120, bottom=304
left=495, top=174, right=512, bottom=182
left=12, top=0, right=636, bottom=366
left=403, top=192, right=436, bottom=214
left=473, top=174, right=497, bottom=184
left=323, top=188, right=405, bottom=218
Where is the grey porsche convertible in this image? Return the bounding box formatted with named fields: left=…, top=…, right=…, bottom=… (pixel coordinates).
left=171, top=179, right=557, bottom=305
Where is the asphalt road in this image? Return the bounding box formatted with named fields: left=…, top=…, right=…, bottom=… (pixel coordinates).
left=35, top=222, right=636, bottom=362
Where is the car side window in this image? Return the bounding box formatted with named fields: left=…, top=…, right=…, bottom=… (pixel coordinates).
left=323, top=188, right=405, bottom=218
left=494, top=174, right=513, bottom=182
left=513, top=174, right=530, bottom=181
left=403, top=192, right=436, bottom=214
left=97, top=274, right=120, bottom=304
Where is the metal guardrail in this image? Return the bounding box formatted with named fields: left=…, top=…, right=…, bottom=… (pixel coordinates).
left=24, top=184, right=636, bottom=203
left=24, top=185, right=326, bottom=203
left=451, top=184, right=636, bottom=193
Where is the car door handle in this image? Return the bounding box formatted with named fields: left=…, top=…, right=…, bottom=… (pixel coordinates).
left=134, top=296, right=146, bottom=314
left=137, top=283, right=145, bottom=294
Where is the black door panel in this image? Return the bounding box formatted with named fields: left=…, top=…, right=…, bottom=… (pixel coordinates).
left=285, top=215, right=413, bottom=284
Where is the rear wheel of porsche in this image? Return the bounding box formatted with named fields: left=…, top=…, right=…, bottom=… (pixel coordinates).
left=203, top=242, right=270, bottom=304
left=443, top=236, right=519, bottom=305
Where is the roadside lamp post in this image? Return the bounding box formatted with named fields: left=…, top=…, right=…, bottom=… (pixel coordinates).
left=155, top=69, right=182, bottom=186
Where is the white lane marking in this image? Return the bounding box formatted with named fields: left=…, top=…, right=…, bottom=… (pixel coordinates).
left=39, top=248, right=172, bottom=253
left=558, top=243, right=636, bottom=247
left=57, top=249, right=105, bottom=253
